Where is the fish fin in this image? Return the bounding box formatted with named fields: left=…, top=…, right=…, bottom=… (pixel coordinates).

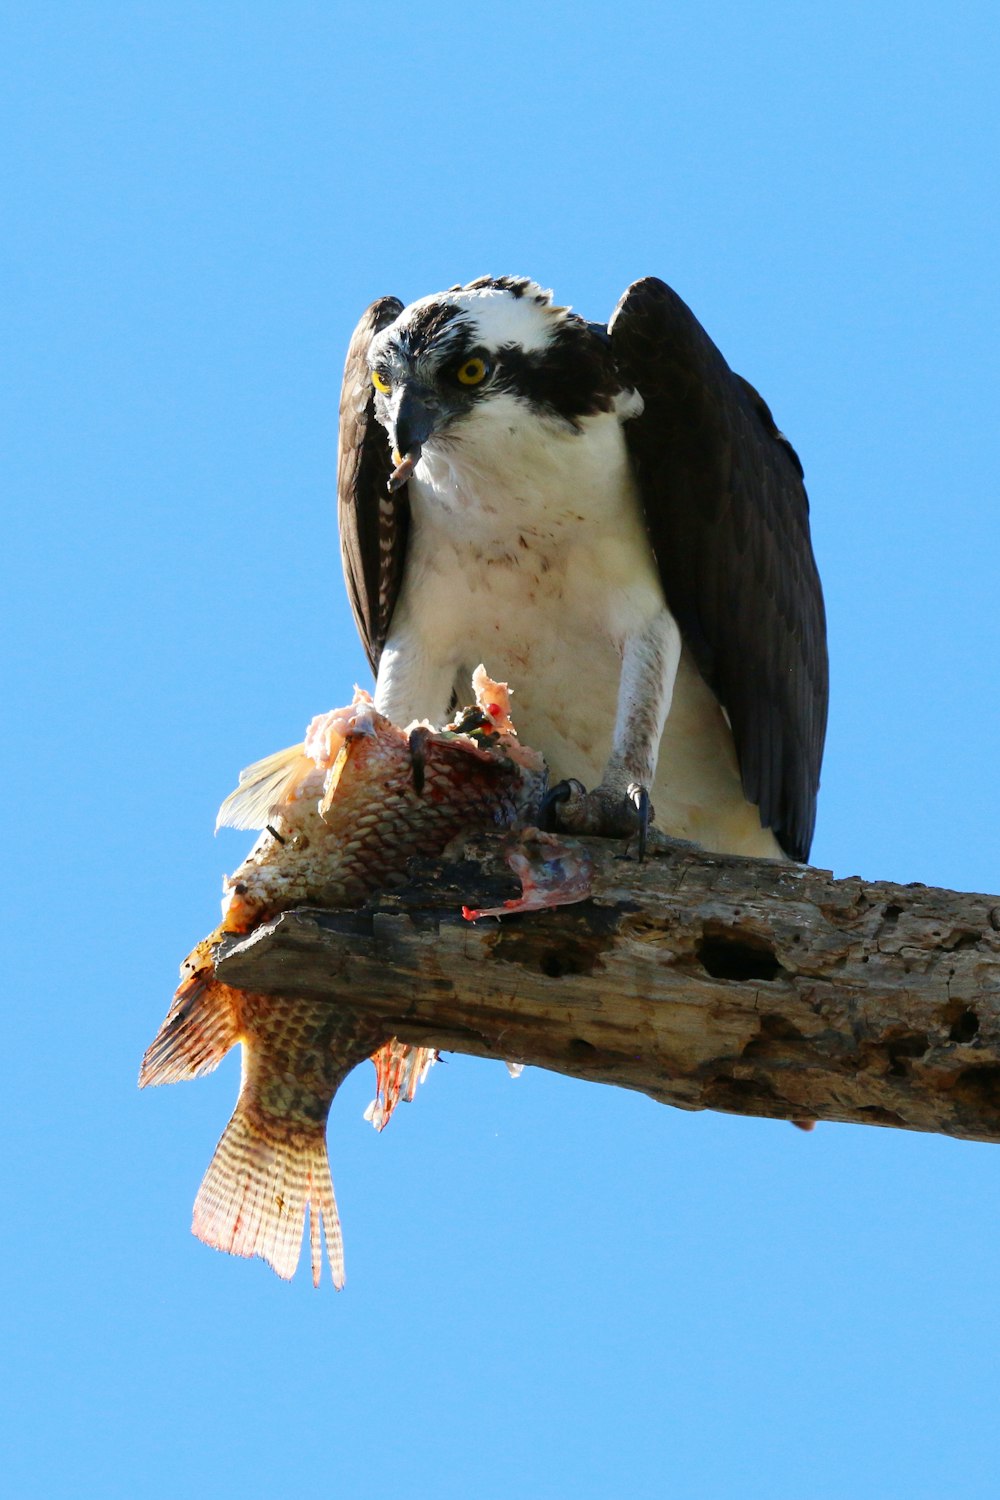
left=364, top=1040, right=438, bottom=1131
left=318, top=740, right=354, bottom=819
left=139, top=974, right=239, bottom=1087
left=215, top=745, right=312, bottom=831
left=192, top=1096, right=344, bottom=1288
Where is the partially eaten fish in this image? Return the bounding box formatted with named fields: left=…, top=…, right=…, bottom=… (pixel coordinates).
left=141, top=670, right=592, bottom=1287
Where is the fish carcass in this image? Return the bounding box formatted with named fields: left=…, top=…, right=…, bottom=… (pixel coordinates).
left=140, top=669, right=548, bottom=1287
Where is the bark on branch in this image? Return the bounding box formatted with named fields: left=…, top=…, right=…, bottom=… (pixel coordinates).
left=214, top=838, right=1000, bottom=1143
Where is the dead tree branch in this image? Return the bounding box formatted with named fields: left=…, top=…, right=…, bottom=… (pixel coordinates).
left=214, top=838, right=1000, bottom=1143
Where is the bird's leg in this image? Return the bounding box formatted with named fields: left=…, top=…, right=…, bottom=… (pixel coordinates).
left=373, top=637, right=458, bottom=729
left=541, top=610, right=682, bottom=849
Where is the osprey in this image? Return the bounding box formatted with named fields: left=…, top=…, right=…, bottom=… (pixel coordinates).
left=337, top=275, right=828, bottom=861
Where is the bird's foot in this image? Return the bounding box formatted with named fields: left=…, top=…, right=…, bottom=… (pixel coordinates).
left=538, top=779, right=702, bottom=861
left=539, top=778, right=655, bottom=857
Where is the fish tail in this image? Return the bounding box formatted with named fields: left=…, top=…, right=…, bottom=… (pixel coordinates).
left=192, top=1080, right=344, bottom=1288
left=139, top=963, right=239, bottom=1087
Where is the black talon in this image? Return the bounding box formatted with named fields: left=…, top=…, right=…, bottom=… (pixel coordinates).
left=537, top=778, right=581, bottom=831
left=450, top=705, right=490, bottom=736
left=408, top=726, right=431, bottom=794
left=628, top=783, right=651, bottom=862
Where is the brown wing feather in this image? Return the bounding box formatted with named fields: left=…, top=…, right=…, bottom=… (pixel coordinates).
left=337, top=296, right=407, bottom=675
left=610, top=278, right=828, bottom=860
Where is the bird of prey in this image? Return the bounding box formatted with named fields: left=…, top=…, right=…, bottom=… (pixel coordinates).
left=337, top=275, right=828, bottom=861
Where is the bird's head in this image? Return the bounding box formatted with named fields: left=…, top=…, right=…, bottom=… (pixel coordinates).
left=366, top=276, right=619, bottom=489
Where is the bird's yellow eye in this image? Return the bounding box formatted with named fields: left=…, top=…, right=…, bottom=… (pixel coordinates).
left=371, top=369, right=391, bottom=395
left=456, top=357, right=488, bottom=386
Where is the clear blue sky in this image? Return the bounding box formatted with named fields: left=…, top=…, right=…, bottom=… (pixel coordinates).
left=4, top=3, right=1000, bottom=1496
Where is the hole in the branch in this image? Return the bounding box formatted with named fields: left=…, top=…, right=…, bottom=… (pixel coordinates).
left=949, top=1008, right=980, bottom=1043
left=698, top=926, right=785, bottom=982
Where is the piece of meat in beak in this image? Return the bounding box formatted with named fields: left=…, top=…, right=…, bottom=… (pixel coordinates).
left=387, top=386, right=439, bottom=491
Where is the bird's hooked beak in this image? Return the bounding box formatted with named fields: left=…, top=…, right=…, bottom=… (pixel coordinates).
left=387, top=385, right=440, bottom=492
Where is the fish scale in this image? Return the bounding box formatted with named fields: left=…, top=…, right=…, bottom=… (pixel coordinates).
left=140, top=670, right=547, bottom=1286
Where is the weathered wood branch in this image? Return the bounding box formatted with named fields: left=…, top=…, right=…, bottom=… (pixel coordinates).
left=215, top=838, right=1000, bottom=1143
